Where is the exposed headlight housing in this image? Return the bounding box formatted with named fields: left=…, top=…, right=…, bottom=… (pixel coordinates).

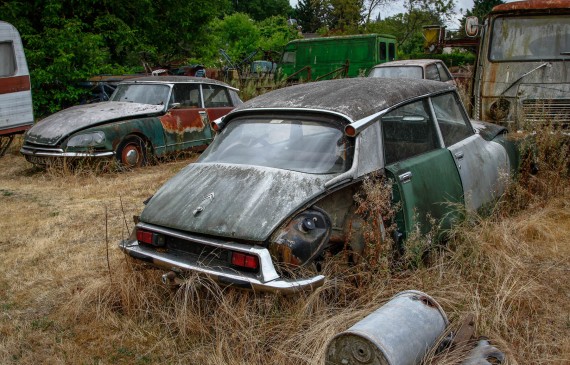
left=67, top=132, right=106, bottom=147
left=268, top=208, right=331, bottom=267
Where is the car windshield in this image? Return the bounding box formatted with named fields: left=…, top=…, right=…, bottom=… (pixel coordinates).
left=369, top=66, right=423, bottom=79
left=490, top=15, right=570, bottom=61
left=199, top=117, right=353, bottom=174
left=110, top=84, right=171, bottom=106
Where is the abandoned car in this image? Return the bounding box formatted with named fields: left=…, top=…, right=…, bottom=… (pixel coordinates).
left=369, top=59, right=456, bottom=86
left=120, top=78, right=518, bottom=293
left=20, top=76, right=241, bottom=167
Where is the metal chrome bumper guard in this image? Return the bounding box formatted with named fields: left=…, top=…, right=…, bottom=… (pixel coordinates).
left=20, top=145, right=114, bottom=158
left=119, top=222, right=325, bottom=294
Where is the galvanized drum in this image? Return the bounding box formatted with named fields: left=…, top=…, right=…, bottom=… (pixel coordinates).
left=325, top=290, right=448, bottom=365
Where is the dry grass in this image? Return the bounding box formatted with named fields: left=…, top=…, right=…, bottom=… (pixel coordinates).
left=0, top=131, right=569, bottom=365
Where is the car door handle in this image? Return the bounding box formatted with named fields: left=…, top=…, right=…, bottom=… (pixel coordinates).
left=454, top=151, right=464, bottom=160
left=399, top=171, right=413, bottom=184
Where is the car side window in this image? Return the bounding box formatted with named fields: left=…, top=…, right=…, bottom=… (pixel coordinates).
left=431, top=92, right=474, bottom=146
left=425, top=64, right=440, bottom=81
left=381, top=99, right=440, bottom=165
left=203, top=85, right=232, bottom=107
left=171, top=84, right=201, bottom=107
left=435, top=63, right=451, bottom=82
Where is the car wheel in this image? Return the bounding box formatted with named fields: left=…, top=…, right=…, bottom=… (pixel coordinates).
left=116, top=135, right=148, bottom=168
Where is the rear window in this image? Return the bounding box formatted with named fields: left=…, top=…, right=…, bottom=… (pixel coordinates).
left=369, top=66, right=423, bottom=79
left=200, top=117, right=353, bottom=174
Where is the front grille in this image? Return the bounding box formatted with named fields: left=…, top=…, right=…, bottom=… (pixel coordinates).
left=522, top=99, right=570, bottom=124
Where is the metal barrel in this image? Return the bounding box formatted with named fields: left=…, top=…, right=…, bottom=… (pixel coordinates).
left=325, top=290, right=448, bottom=365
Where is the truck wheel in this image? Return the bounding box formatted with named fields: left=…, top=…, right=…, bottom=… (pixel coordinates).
left=116, top=135, right=148, bottom=168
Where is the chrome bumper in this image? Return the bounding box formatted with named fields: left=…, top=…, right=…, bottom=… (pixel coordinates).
left=20, top=146, right=114, bottom=158
left=119, top=233, right=325, bottom=294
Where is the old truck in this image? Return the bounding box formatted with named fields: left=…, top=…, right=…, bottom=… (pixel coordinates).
left=466, top=0, right=570, bottom=128
left=0, top=21, right=34, bottom=156
left=277, top=34, right=397, bottom=81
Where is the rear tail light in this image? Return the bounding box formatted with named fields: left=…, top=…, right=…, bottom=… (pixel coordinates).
left=231, top=252, right=259, bottom=270
left=136, top=228, right=165, bottom=247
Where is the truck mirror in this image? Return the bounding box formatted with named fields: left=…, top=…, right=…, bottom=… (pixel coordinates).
left=465, top=16, right=479, bottom=37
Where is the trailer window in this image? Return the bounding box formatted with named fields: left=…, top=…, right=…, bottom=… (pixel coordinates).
left=0, top=42, right=16, bottom=77
left=490, top=15, right=570, bottom=61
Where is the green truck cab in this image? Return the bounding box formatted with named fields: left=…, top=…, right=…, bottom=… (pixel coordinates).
left=278, top=34, right=397, bottom=81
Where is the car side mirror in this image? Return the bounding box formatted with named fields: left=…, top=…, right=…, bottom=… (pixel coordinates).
left=465, top=16, right=480, bottom=37
left=169, top=102, right=181, bottom=110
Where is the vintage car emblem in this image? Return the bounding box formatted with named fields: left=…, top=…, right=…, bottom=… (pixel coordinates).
left=193, top=192, right=215, bottom=216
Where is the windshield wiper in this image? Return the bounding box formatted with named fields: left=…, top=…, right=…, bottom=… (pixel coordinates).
left=501, top=62, right=550, bottom=95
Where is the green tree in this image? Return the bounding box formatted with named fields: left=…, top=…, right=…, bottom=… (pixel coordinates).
left=211, top=13, right=261, bottom=64
left=294, top=0, right=333, bottom=33
left=329, top=0, right=365, bottom=32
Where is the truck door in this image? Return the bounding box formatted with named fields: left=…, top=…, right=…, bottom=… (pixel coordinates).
left=431, top=92, right=510, bottom=211
left=382, top=98, right=464, bottom=238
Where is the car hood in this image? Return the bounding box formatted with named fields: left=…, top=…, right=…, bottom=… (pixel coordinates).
left=140, top=163, right=331, bottom=242
left=25, top=102, right=164, bottom=146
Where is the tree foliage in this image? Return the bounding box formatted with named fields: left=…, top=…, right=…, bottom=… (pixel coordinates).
left=231, top=0, right=293, bottom=21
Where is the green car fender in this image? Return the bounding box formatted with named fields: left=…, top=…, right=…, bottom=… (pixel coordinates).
left=65, top=117, right=168, bottom=156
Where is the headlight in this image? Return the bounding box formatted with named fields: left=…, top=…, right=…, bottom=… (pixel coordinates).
left=488, top=98, right=511, bottom=121
left=67, top=132, right=106, bottom=147
left=268, top=209, right=331, bottom=267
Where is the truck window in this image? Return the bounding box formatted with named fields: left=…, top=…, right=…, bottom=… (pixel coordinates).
left=0, top=42, right=16, bottom=77
left=490, top=15, right=570, bottom=61
left=282, top=51, right=296, bottom=64
left=380, top=42, right=387, bottom=61
left=388, top=43, right=396, bottom=61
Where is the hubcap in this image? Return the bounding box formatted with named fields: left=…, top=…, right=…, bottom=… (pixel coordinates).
left=124, top=147, right=140, bottom=166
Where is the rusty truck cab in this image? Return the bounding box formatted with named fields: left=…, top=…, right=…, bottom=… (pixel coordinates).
left=467, top=0, right=570, bottom=128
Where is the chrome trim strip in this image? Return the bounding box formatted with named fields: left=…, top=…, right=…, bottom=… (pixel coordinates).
left=120, top=239, right=325, bottom=293
left=20, top=147, right=114, bottom=158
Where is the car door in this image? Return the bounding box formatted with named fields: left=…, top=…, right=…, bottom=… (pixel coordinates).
left=382, top=98, right=464, bottom=239
left=202, top=84, right=235, bottom=121
left=431, top=92, right=510, bottom=212
left=160, top=83, right=213, bottom=153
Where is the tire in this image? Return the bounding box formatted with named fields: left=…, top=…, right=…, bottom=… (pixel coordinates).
left=116, top=135, right=149, bottom=168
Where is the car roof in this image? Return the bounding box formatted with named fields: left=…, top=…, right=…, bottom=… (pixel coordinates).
left=120, top=76, right=236, bottom=90
left=371, top=59, right=443, bottom=68
left=231, top=78, right=455, bottom=122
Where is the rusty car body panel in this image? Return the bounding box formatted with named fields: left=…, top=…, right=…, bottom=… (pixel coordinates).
left=471, top=0, right=570, bottom=128
left=20, top=76, right=240, bottom=167
left=120, top=78, right=518, bottom=293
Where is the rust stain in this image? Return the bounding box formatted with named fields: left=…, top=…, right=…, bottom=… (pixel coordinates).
left=493, top=0, right=570, bottom=13
left=160, top=112, right=205, bottom=134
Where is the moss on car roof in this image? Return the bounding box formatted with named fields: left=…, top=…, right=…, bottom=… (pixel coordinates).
left=233, top=78, right=454, bottom=122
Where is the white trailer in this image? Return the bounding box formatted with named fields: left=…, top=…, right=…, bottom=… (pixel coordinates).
left=0, top=21, right=33, bottom=156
